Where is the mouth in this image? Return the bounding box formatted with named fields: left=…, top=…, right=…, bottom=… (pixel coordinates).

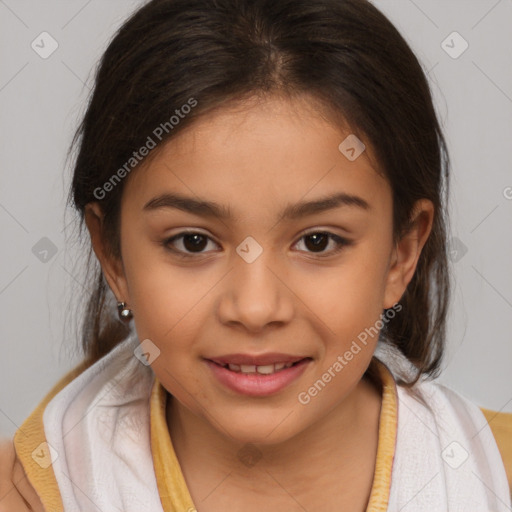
left=204, top=356, right=313, bottom=396
left=208, top=358, right=311, bottom=375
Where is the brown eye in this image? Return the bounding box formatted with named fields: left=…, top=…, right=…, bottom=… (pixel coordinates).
left=294, top=231, right=352, bottom=256
left=304, top=233, right=329, bottom=252
left=181, top=233, right=208, bottom=252
left=162, top=231, right=219, bottom=256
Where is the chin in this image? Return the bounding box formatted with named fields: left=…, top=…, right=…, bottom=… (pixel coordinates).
left=218, top=412, right=302, bottom=447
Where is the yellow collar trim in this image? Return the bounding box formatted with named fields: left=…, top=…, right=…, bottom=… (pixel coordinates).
left=365, top=359, right=398, bottom=511
left=150, top=358, right=398, bottom=512
left=150, top=374, right=197, bottom=511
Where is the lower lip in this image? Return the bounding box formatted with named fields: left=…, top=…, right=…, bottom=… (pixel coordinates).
left=205, top=359, right=311, bottom=397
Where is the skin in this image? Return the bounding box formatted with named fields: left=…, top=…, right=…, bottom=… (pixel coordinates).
left=85, top=93, right=433, bottom=511
left=0, top=440, right=44, bottom=512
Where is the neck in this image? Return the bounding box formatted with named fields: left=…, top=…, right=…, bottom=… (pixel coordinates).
left=166, top=370, right=383, bottom=509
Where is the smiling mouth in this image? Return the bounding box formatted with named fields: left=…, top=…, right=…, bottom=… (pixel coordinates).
left=210, top=359, right=311, bottom=375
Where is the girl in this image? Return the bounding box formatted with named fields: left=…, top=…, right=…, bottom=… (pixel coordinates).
left=2, top=0, right=511, bottom=510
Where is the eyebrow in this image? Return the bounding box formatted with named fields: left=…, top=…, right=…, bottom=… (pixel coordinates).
left=143, top=191, right=370, bottom=221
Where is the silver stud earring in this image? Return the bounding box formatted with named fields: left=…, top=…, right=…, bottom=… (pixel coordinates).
left=117, top=301, right=133, bottom=321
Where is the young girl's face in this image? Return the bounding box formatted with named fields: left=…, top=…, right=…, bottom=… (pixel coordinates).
left=92, top=94, right=432, bottom=445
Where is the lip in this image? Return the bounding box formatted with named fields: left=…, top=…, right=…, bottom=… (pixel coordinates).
left=207, top=353, right=308, bottom=366
left=205, top=357, right=312, bottom=397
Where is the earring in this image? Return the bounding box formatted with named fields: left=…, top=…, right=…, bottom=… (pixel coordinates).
left=117, top=301, right=133, bottom=321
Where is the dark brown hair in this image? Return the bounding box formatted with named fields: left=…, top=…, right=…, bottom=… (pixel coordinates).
left=67, top=0, right=451, bottom=385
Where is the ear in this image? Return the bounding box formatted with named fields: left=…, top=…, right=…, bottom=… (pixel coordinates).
left=84, top=202, right=130, bottom=306
left=383, top=199, right=434, bottom=309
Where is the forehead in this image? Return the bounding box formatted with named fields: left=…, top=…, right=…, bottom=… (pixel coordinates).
left=123, top=95, right=391, bottom=220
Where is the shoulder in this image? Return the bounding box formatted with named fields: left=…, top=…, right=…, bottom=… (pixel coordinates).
left=0, top=438, right=44, bottom=511
left=399, top=378, right=512, bottom=493
left=10, top=358, right=92, bottom=511
left=480, top=407, right=512, bottom=491
left=389, top=377, right=512, bottom=505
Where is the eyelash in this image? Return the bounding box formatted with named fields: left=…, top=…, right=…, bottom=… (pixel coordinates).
left=161, top=230, right=353, bottom=259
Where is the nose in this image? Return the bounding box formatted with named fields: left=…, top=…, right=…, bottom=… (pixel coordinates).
left=216, top=247, right=294, bottom=333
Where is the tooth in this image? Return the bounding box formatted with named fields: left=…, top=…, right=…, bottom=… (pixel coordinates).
left=232, top=362, right=298, bottom=374
left=256, top=365, right=275, bottom=375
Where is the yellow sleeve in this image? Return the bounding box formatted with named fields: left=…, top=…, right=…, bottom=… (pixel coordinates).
left=480, top=407, right=512, bottom=493
left=13, top=359, right=92, bottom=512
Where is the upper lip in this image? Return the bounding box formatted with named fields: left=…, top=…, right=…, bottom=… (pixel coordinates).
left=207, top=353, right=310, bottom=366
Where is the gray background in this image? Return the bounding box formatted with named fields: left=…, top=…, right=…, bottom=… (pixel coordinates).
left=1, top=0, right=511, bottom=438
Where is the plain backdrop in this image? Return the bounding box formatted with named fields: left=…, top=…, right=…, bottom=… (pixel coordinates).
left=1, top=0, right=511, bottom=438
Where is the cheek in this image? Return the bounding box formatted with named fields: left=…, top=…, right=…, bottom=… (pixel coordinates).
left=311, top=245, right=390, bottom=322
left=128, top=270, right=209, bottom=347
left=119, top=239, right=200, bottom=341
left=313, top=244, right=391, bottom=370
